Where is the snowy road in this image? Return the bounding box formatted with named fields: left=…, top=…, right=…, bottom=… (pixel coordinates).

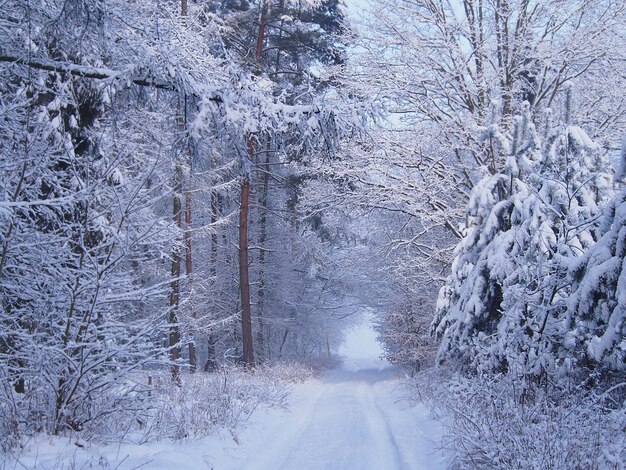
left=206, top=317, right=446, bottom=470
left=224, top=361, right=444, bottom=470
left=253, top=368, right=406, bottom=469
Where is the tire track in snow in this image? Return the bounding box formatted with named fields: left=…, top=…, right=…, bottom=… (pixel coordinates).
left=256, top=369, right=410, bottom=470
left=223, top=365, right=444, bottom=470
left=241, top=381, right=330, bottom=470
left=361, top=382, right=406, bottom=469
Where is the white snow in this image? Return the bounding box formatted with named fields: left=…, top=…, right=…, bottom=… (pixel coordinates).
left=213, top=316, right=445, bottom=470
left=11, top=316, right=445, bottom=469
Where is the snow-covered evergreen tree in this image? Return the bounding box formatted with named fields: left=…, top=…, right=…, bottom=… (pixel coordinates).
left=432, top=96, right=612, bottom=379
left=565, top=187, right=626, bottom=373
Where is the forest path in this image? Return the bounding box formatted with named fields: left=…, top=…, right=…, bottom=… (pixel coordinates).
left=258, top=366, right=405, bottom=470
left=212, top=312, right=446, bottom=470
left=226, top=359, right=444, bottom=470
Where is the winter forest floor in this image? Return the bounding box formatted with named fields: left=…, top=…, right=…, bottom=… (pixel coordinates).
left=215, top=365, right=444, bottom=470
left=6, top=318, right=446, bottom=470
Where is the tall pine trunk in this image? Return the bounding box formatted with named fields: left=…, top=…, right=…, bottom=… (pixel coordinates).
left=239, top=157, right=254, bottom=366
left=169, top=161, right=183, bottom=386
left=238, top=0, right=268, bottom=368
left=256, top=147, right=270, bottom=362
left=169, top=88, right=188, bottom=385
left=205, top=188, right=219, bottom=372
left=185, top=188, right=197, bottom=373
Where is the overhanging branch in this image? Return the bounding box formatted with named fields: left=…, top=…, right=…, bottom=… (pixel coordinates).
left=0, top=51, right=342, bottom=124
left=0, top=52, right=176, bottom=91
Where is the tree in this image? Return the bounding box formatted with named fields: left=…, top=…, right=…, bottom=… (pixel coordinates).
left=0, top=0, right=260, bottom=438
left=0, top=59, right=176, bottom=435
left=565, top=186, right=626, bottom=373
left=359, top=0, right=625, bottom=174
left=337, top=0, right=626, bottom=294
left=432, top=94, right=612, bottom=379
left=203, top=0, right=352, bottom=365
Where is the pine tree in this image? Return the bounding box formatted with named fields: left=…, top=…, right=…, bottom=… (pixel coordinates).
left=202, top=0, right=349, bottom=363
left=432, top=95, right=612, bottom=379
left=565, top=188, right=626, bottom=373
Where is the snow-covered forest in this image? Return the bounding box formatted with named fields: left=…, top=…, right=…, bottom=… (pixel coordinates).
left=1, top=0, right=624, bottom=468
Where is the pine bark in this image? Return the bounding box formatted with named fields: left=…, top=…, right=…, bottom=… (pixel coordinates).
left=185, top=189, right=197, bottom=373
left=239, top=161, right=254, bottom=366
left=169, top=162, right=182, bottom=385
left=205, top=188, right=219, bottom=372
left=238, top=0, right=269, bottom=368
left=256, top=148, right=270, bottom=362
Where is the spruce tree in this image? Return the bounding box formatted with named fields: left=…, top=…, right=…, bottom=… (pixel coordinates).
left=432, top=95, right=612, bottom=379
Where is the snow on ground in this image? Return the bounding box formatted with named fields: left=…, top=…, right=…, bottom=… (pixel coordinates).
left=223, top=315, right=446, bottom=470
left=8, top=315, right=445, bottom=469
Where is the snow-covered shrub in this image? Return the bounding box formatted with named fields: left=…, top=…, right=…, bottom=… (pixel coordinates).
left=263, top=360, right=321, bottom=383
left=140, top=365, right=298, bottom=441
left=0, top=43, right=177, bottom=446
left=380, top=298, right=438, bottom=372
left=413, top=369, right=626, bottom=470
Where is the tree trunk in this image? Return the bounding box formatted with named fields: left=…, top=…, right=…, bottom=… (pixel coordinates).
left=185, top=189, right=197, bottom=373
left=170, top=94, right=186, bottom=385
left=169, top=162, right=183, bottom=386
left=256, top=147, right=270, bottom=363
left=205, top=187, right=219, bottom=372
left=278, top=328, right=289, bottom=359
left=239, top=155, right=255, bottom=367
left=255, top=2, right=269, bottom=61
left=237, top=0, right=268, bottom=368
